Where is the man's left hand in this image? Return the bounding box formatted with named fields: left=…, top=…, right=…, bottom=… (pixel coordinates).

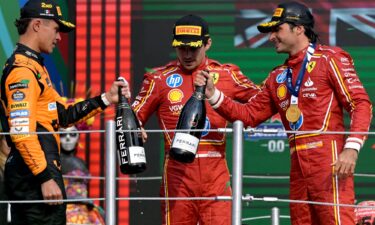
left=331, top=148, right=358, bottom=179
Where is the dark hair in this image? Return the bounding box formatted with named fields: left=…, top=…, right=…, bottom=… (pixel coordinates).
left=14, top=18, right=32, bottom=35
left=287, top=23, right=319, bottom=44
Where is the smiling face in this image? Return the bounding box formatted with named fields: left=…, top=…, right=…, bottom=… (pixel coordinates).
left=175, top=38, right=212, bottom=71
left=268, top=23, right=308, bottom=56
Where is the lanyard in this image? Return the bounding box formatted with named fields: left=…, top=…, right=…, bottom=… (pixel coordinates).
left=286, top=43, right=316, bottom=100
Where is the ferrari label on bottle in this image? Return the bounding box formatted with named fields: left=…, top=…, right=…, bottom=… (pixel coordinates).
left=171, top=133, right=199, bottom=154
left=129, top=146, right=146, bottom=164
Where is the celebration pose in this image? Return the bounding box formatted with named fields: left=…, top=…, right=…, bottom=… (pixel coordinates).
left=195, top=2, right=372, bottom=225
left=132, top=14, right=259, bottom=225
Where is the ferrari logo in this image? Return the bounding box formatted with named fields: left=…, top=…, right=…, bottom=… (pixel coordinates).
left=209, top=72, right=219, bottom=84
left=307, top=61, right=316, bottom=73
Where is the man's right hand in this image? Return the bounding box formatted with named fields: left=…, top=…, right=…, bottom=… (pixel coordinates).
left=194, top=70, right=215, bottom=99
left=41, top=179, right=63, bottom=205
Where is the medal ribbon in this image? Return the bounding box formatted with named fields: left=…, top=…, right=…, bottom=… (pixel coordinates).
left=286, top=43, right=316, bottom=99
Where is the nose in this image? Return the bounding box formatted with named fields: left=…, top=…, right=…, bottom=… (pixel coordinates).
left=268, top=32, right=275, bottom=42
left=56, top=32, right=61, bottom=41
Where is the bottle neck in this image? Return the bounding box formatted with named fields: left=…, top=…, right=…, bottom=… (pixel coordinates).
left=195, top=85, right=206, bottom=94
left=118, top=86, right=129, bottom=104
left=194, top=85, right=206, bottom=100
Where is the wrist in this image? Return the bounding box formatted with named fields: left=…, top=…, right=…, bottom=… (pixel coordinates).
left=207, top=88, right=224, bottom=109
left=101, top=93, right=111, bottom=106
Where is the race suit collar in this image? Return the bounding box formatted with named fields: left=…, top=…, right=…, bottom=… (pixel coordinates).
left=177, top=57, right=208, bottom=74
left=286, top=45, right=308, bottom=67
left=14, top=43, right=44, bottom=65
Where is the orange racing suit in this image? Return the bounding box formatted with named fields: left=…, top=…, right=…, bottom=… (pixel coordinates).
left=0, top=44, right=108, bottom=225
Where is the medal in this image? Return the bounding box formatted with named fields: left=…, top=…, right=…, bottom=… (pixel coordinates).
left=286, top=104, right=301, bottom=123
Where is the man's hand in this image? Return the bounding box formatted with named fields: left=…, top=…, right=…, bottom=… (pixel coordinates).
left=105, top=78, right=131, bottom=104
left=194, top=70, right=215, bottom=99
left=41, top=179, right=63, bottom=205
left=331, top=148, right=358, bottom=179
left=141, top=127, right=148, bottom=143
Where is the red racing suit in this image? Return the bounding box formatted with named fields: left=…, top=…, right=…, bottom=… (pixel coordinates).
left=0, top=44, right=108, bottom=225
left=208, top=44, right=372, bottom=225
left=132, top=58, right=259, bottom=225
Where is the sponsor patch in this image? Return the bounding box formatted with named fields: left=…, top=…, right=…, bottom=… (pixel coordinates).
left=175, top=25, right=202, bottom=36
left=277, top=84, right=287, bottom=100
left=10, top=125, right=30, bottom=141
left=276, top=70, right=287, bottom=83
left=10, top=118, right=30, bottom=126
left=307, top=61, right=316, bottom=73
left=10, top=102, right=28, bottom=109
left=48, top=102, right=57, bottom=111
left=8, top=82, right=28, bottom=90
left=302, top=87, right=317, bottom=92
left=273, top=8, right=284, bottom=17
left=302, top=93, right=317, bottom=98
left=279, top=99, right=289, bottom=110
left=11, top=91, right=26, bottom=101
left=46, top=78, right=52, bottom=87
left=166, top=74, right=183, bottom=88
left=347, top=78, right=360, bottom=84
left=202, top=117, right=211, bottom=137
left=304, top=77, right=314, bottom=87
left=209, top=72, right=220, bottom=84
left=169, top=104, right=184, bottom=115
left=10, top=110, right=29, bottom=118
left=168, top=89, right=184, bottom=103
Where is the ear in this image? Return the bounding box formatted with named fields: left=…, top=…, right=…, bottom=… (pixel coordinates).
left=31, top=19, right=42, bottom=32
left=204, top=38, right=212, bottom=51
left=295, top=25, right=305, bottom=36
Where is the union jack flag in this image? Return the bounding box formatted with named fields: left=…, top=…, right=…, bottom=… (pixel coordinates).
left=234, top=0, right=375, bottom=48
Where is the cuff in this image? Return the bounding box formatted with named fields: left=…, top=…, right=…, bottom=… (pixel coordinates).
left=36, top=168, right=52, bottom=184
left=101, top=93, right=111, bottom=106
left=207, top=89, right=224, bottom=109
left=344, top=137, right=363, bottom=153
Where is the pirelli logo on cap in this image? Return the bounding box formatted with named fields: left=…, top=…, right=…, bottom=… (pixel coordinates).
left=175, top=26, right=202, bottom=36
left=273, top=8, right=284, bottom=17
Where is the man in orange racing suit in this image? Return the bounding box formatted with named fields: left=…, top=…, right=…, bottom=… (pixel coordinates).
left=0, top=1, right=127, bottom=224
left=131, top=14, right=259, bottom=225
left=195, top=2, right=372, bottom=225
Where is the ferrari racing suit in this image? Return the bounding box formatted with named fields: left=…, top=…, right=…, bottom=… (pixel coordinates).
left=132, top=58, right=259, bottom=225
left=208, top=44, right=372, bottom=225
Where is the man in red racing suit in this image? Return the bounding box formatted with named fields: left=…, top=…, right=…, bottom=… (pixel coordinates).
left=132, top=15, right=259, bottom=225
left=196, top=2, right=372, bottom=225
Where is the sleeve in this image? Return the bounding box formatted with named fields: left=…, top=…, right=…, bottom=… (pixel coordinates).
left=208, top=75, right=278, bottom=127
left=56, top=93, right=107, bottom=128
left=131, top=73, right=160, bottom=125
left=226, top=64, right=260, bottom=103
left=328, top=51, right=372, bottom=152
left=5, top=67, right=51, bottom=181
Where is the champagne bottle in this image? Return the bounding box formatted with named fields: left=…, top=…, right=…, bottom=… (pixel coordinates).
left=115, top=77, right=146, bottom=174
left=169, top=83, right=206, bottom=163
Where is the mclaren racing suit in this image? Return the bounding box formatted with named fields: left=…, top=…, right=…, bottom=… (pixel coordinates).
left=132, top=58, right=259, bottom=225
left=208, top=44, right=372, bottom=225
left=0, top=44, right=108, bottom=225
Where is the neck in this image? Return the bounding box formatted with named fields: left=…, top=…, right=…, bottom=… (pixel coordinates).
left=18, top=35, right=40, bottom=53
left=289, top=38, right=310, bottom=56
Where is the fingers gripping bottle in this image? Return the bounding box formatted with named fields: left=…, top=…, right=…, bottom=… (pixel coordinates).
left=169, top=82, right=206, bottom=163
left=115, top=77, right=146, bottom=174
